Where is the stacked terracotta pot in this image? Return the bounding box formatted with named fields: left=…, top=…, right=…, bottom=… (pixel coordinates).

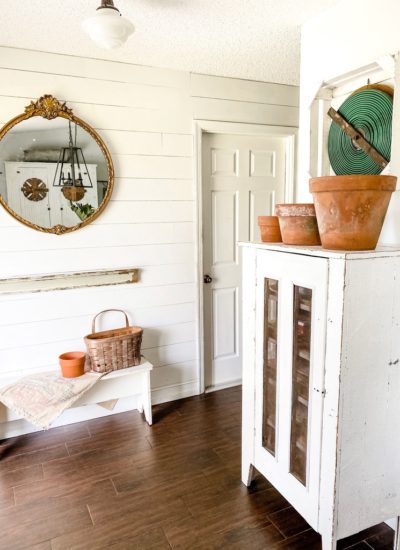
left=258, top=204, right=320, bottom=246
left=258, top=175, right=397, bottom=251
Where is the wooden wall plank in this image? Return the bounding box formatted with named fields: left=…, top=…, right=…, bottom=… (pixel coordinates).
left=112, top=179, right=194, bottom=201
left=0, top=282, right=196, bottom=325
left=0, top=243, right=194, bottom=277
left=192, top=97, right=299, bottom=126
left=0, top=68, right=190, bottom=110
left=0, top=96, right=193, bottom=134
left=98, top=200, right=193, bottom=224
left=162, top=133, right=193, bottom=157
left=0, top=303, right=196, bottom=352
left=191, top=73, right=299, bottom=106
left=102, top=131, right=191, bottom=157
left=0, top=322, right=196, bottom=370
left=112, top=155, right=192, bottom=179
left=0, top=47, right=190, bottom=88
left=151, top=361, right=198, bottom=389
left=0, top=223, right=194, bottom=251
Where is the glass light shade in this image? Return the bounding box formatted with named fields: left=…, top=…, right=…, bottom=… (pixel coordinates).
left=82, top=8, right=134, bottom=49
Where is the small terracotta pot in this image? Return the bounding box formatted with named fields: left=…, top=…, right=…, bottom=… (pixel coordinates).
left=309, top=175, right=397, bottom=250
left=257, top=216, right=282, bottom=243
left=59, top=352, right=86, bottom=378
left=275, top=203, right=321, bottom=246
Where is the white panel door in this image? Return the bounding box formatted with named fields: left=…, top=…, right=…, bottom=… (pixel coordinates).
left=202, top=133, right=287, bottom=390
left=254, top=250, right=328, bottom=529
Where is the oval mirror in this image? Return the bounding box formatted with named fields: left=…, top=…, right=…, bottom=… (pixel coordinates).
left=0, top=95, right=114, bottom=234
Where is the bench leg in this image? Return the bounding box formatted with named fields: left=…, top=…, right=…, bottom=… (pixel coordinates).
left=142, top=372, right=152, bottom=426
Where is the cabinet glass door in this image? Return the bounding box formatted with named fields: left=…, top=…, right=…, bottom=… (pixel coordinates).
left=290, top=286, right=312, bottom=485
left=253, top=250, right=328, bottom=529
left=262, top=278, right=279, bottom=455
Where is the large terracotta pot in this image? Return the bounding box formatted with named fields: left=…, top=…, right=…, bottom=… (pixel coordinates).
left=257, top=216, right=282, bottom=242
left=275, top=203, right=321, bottom=246
left=309, top=175, right=397, bottom=250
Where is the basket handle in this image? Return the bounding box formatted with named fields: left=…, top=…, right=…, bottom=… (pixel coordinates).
left=91, top=309, right=130, bottom=333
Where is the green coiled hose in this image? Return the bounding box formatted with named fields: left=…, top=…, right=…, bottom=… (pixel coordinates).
left=328, top=89, right=393, bottom=175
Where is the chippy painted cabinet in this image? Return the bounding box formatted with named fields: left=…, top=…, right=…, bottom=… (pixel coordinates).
left=241, top=242, right=400, bottom=550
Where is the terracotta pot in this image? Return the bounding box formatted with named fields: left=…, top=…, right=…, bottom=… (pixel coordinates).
left=309, top=175, right=397, bottom=250
left=257, top=216, right=282, bottom=243
left=275, top=203, right=321, bottom=246
left=59, top=352, right=86, bottom=378
left=62, top=186, right=86, bottom=202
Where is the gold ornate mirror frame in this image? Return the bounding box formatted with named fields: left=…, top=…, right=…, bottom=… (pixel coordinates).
left=0, top=95, right=114, bottom=235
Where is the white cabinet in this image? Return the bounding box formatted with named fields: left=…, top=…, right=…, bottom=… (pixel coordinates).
left=241, top=242, right=400, bottom=549
left=4, top=161, right=98, bottom=228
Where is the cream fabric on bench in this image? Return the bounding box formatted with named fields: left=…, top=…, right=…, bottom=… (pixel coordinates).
left=0, top=371, right=103, bottom=429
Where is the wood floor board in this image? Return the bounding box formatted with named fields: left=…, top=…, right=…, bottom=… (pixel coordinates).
left=164, top=516, right=283, bottom=550
left=268, top=506, right=311, bottom=538
left=112, top=468, right=210, bottom=500
left=0, top=501, right=92, bottom=550
left=0, top=423, right=90, bottom=454
left=0, top=485, right=14, bottom=509
left=0, top=443, right=69, bottom=472
left=0, top=463, right=44, bottom=489
left=364, top=524, right=395, bottom=549
left=66, top=425, right=152, bottom=456
left=13, top=476, right=116, bottom=507
left=0, top=386, right=394, bottom=550
left=19, top=541, right=53, bottom=550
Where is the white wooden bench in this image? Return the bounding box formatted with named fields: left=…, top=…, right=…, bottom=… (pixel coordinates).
left=0, top=358, right=153, bottom=439
left=73, top=358, right=153, bottom=425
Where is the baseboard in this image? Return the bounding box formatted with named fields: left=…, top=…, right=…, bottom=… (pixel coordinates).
left=151, top=380, right=199, bottom=405
left=205, top=378, right=242, bottom=393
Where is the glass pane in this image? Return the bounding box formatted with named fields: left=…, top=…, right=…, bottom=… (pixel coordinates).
left=262, top=278, right=279, bottom=455
left=290, top=285, right=312, bottom=485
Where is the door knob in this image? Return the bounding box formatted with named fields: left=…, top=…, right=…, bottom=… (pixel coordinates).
left=203, top=274, right=213, bottom=284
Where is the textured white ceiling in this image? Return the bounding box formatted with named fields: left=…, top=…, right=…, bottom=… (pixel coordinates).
left=0, top=0, right=339, bottom=84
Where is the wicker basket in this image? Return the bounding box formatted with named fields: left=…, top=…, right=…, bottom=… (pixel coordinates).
left=84, top=309, right=143, bottom=373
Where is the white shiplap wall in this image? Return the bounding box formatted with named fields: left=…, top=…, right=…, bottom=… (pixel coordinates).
left=0, top=46, right=298, bottom=431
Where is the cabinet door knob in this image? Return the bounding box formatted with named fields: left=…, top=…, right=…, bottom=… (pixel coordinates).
left=203, top=274, right=213, bottom=284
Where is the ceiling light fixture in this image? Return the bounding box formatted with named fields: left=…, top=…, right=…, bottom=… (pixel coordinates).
left=82, top=0, right=135, bottom=50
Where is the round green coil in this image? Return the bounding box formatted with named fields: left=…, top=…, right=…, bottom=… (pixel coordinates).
left=328, top=89, right=393, bottom=175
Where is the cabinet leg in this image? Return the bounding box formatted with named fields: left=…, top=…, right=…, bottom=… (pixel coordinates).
left=394, top=516, right=400, bottom=550
left=321, top=531, right=337, bottom=550
left=241, top=463, right=254, bottom=487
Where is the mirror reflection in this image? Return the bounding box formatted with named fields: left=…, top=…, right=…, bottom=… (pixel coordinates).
left=0, top=117, right=110, bottom=230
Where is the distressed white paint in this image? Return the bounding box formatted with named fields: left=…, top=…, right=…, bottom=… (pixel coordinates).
left=0, top=268, right=139, bottom=295
left=241, top=242, right=400, bottom=548
left=0, top=46, right=298, bottom=436
left=252, top=249, right=328, bottom=528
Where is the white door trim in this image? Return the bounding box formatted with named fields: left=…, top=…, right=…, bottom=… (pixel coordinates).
left=194, top=120, right=298, bottom=394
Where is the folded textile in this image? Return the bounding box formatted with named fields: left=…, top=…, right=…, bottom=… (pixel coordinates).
left=0, top=371, right=103, bottom=429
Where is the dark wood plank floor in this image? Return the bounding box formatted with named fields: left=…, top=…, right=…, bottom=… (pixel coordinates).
left=0, top=386, right=394, bottom=549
